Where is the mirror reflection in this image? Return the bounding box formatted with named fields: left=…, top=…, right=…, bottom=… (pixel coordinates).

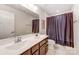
left=0, top=4, right=39, bottom=39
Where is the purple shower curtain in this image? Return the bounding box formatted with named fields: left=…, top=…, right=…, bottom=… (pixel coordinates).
left=65, top=13, right=74, bottom=47
left=47, top=16, right=56, bottom=41
left=46, top=12, right=74, bottom=47
left=55, top=14, right=66, bottom=45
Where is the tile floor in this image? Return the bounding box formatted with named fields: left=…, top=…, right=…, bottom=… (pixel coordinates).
left=46, top=40, right=79, bottom=55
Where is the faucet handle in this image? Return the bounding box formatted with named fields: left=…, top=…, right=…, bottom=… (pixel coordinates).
left=14, top=36, right=21, bottom=43
left=18, top=36, right=21, bottom=41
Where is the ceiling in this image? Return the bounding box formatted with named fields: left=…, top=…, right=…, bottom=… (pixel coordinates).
left=6, top=4, right=39, bottom=18
left=37, top=4, right=73, bottom=16
left=6, top=4, right=73, bottom=17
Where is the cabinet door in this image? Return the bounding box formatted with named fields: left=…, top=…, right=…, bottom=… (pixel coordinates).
left=21, top=49, right=31, bottom=55
left=45, top=45, right=48, bottom=54
left=40, top=44, right=46, bottom=55
left=32, top=44, right=39, bottom=54
left=40, top=39, right=46, bottom=47
left=32, top=50, right=39, bottom=55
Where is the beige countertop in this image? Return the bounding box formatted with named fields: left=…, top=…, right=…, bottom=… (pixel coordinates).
left=0, top=34, right=48, bottom=55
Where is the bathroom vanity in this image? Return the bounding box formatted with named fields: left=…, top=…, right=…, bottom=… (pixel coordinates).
left=21, top=37, right=48, bottom=55
left=0, top=34, right=48, bottom=55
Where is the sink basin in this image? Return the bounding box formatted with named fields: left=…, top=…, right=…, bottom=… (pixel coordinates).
left=5, top=35, right=42, bottom=50
left=6, top=41, right=26, bottom=50
left=6, top=37, right=32, bottom=50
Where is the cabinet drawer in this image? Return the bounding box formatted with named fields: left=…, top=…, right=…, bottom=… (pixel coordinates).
left=40, top=39, right=46, bottom=46
left=21, top=49, right=31, bottom=55
left=32, top=44, right=39, bottom=53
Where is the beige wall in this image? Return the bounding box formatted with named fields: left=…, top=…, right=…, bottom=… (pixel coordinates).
left=24, top=4, right=49, bottom=34
left=0, top=4, right=38, bottom=37
left=73, top=4, right=79, bottom=48
left=21, top=4, right=49, bottom=34
left=37, top=7, right=49, bottom=34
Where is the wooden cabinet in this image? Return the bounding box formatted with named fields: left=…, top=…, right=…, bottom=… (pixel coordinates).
left=32, top=50, right=39, bottom=55
left=40, top=38, right=48, bottom=55
left=21, top=38, right=48, bottom=55
left=32, top=44, right=39, bottom=54
left=21, top=49, right=31, bottom=55
left=45, top=44, right=48, bottom=53
left=40, top=39, right=46, bottom=47
left=40, top=44, right=46, bottom=55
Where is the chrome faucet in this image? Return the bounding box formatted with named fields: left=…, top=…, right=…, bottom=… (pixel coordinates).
left=15, top=36, right=22, bottom=43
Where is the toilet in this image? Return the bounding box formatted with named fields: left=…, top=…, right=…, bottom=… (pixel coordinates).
left=46, top=39, right=56, bottom=55
left=48, top=39, right=55, bottom=50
